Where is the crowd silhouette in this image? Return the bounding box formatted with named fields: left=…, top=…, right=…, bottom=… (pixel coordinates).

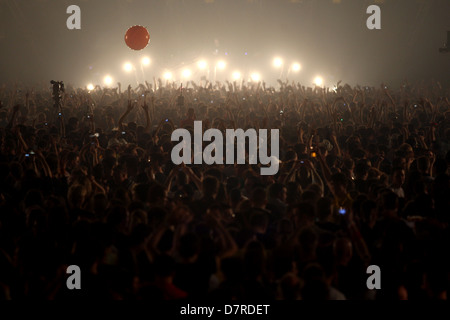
left=0, top=78, right=449, bottom=300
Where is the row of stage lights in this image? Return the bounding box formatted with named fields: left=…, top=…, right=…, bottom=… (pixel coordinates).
left=87, top=57, right=324, bottom=90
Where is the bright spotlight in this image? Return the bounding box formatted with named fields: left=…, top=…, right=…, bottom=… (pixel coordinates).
left=314, top=76, right=324, bottom=87
left=273, top=57, right=283, bottom=68
left=103, top=75, right=113, bottom=86
left=197, top=60, right=208, bottom=70
left=87, top=84, right=94, bottom=91
left=163, top=71, right=172, bottom=80
left=250, top=73, right=261, bottom=82
left=141, top=57, right=151, bottom=66
left=123, top=62, right=133, bottom=72
left=182, top=69, right=192, bottom=78
left=292, top=63, right=301, bottom=72
left=217, top=60, right=226, bottom=70
left=232, top=71, right=241, bottom=80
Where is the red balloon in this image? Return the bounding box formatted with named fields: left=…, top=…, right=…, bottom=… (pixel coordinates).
left=124, top=25, right=150, bottom=51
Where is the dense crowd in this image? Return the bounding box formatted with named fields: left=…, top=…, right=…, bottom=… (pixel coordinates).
left=0, top=79, right=449, bottom=300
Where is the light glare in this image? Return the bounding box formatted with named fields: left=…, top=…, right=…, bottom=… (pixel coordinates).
left=292, top=63, right=301, bottom=72
left=123, top=62, right=133, bottom=72
left=273, top=57, right=283, bottom=68
left=163, top=72, right=172, bottom=80
left=87, top=84, right=94, bottom=91
left=182, top=69, right=192, bottom=78
left=314, top=76, right=324, bottom=86
left=217, top=60, right=226, bottom=70
left=103, top=75, right=113, bottom=86
left=197, top=60, right=208, bottom=70
left=251, top=73, right=261, bottom=82
left=232, top=71, right=241, bottom=80
left=141, top=57, right=151, bottom=66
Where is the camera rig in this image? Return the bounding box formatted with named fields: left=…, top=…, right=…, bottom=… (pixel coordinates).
left=51, top=80, right=65, bottom=109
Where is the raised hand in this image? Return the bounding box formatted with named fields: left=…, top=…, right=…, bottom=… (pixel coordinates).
left=142, top=102, right=149, bottom=112
left=127, top=100, right=134, bottom=112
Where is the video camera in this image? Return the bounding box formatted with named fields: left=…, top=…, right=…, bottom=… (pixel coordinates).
left=51, top=80, right=65, bottom=108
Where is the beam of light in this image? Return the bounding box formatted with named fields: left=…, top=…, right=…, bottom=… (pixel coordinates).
left=197, top=60, right=208, bottom=70
left=273, top=57, right=283, bottom=68
left=141, top=57, right=151, bottom=66
left=232, top=71, right=241, bottom=80
left=250, top=73, right=261, bottom=82
left=314, top=76, right=324, bottom=87
left=103, top=75, right=113, bottom=86
left=87, top=84, right=95, bottom=91
left=292, top=63, right=301, bottom=72
left=217, top=60, right=226, bottom=70
left=182, top=69, right=192, bottom=78
left=123, top=62, right=133, bottom=72
left=163, top=71, right=172, bottom=80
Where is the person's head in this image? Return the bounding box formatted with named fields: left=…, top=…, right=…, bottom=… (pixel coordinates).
left=178, top=232, right=201, bottom=263
left=343, top=158, right=355, bottom=172
left=416, top=156, right=430, bottom=175
left=113, top=164, right=128, bottom=183
left=187, top=107, right=195, bottom=119
left=132, top=183, right=150, bottom=203
left=391, top=167, right=406, bottom=187
left=37, top=112, right=47, bottom=123
left=333, top=237, right=353, bottom=266
left=148, top=183, right=167, bottom=205
left=286, top=181, right=302, bottom=205
left=244, top=183, right=265, bottom=207
left=229, top=188, right=242, bottom=209
left=284, top=150, right=298, bottom=162
left=68, top=117, right=79, bottom=130
left=398, top=143, right=414, bottom=160
left=66, top=151, right=80, bottom=169
left=301, top=263, right=329, bottom=300
left=316, top=197, right=333, bottom=222
left=361, top=199, right=377, bottom=227
left=330, top=173, right=348, bottom=196
left=293, top=201, right=316, bottom=228
left=298, top=227, right=318, bottom=259
left=202, top=176, right=220, bottom=199
left=354, top=161, right=370, bottom=180
left=380, top=190, right=399, bottom=217
left=250, top=211, right=269, bottom=234
left=244, top=175, right=259, bottom=194
left=268, top=183, right=287, bottom=202
left=67, top=184, right=87, bottom=209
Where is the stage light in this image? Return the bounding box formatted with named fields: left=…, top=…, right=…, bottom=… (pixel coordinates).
left=87, top=84, right=94, bottom=91
left=123, top=62, right=133, bottom=72
left=314, top=76, right=324, bottom=86
left=273, top=57, right=283, bottom=68
left=182, top=69, right=192, bottom=78
left=163, top=71, right=172, bottom=80
left=197, top=60, right=208, bottom=70
left=217, top=60, right=226, bottom=70
left=103, top=75, right=113, bottom=86
left=251, top=73, right=261, bottom=82
left=232, top=71, right=241, bottom=80
left=141, top=57, right=151, bottom=66
left=292, top=63, right=301, bottom=72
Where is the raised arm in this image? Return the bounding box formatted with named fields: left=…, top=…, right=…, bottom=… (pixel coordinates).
left=118, top=97, right=134, bottom=131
